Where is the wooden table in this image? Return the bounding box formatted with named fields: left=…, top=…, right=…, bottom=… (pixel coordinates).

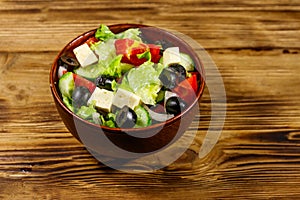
left=1, top=0, right=299, bottom=199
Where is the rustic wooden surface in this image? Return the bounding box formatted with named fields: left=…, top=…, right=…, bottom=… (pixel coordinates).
left=0, top=0, right=300, bottom=199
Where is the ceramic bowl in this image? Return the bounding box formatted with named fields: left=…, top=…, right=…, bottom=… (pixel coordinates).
left=49, top=24, right=205, bottom=157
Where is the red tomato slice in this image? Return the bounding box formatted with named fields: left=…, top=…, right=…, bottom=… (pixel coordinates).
left=130, top=43, right=148, bottom=66
left=173, top=73, right=198, bottom=104
left=115, top=38, right=134, bottom=55
left=115, top=38, right=149, bottom=66
left=73, top=74, right=96, bottom=93
left=115, top=39, right=162, bottom=66
left=148, top=44, right=162, bottom=63
left=85, top=37, right=99, bottom=46
left=187, top=73, right=198, bottom=93
left=115, top=38, right=135, bottom=64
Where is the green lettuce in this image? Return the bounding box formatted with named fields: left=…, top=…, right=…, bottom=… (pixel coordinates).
left=75, top=54, right=123, bottom=79
left=135, top=83, right=161, bottom=105
left=115, top=28, right=142, bottom=42
left=95, top=24, right=115, bottom=41
left=75, top=100, right=117, bottom=126
left=125, top=61, right=162, bottom=105
left=76, top=103, right=98, bottom=121
left=93, top=39, right=116, bottom=61
left=100, top=113, right=116, bottom=128
left=95, top=24, right=142, bottom=42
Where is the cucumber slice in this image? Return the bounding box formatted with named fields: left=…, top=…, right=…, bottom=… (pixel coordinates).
left=134, top=105, right=152, bottom=128
left=180, top=53, right=194, bottom=72
left=58, top=72, right=74, bottom=99
left=156, top=89, right=165, bottom=103
left=62, top=95, right=74, bottom=112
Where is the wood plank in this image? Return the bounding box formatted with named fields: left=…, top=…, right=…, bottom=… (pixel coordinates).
left=0, top=1, right=299, bottom=52
left=0, top=0, right=300, bottom=199
left=0, top=46, right=299, bottom=198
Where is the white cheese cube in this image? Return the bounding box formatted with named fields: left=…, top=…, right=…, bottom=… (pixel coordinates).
left=163, top=47, right=181, bottom=67
left=87, top=87, right=114, bottom=112
left=73, top=43, right=98, bottom=67
left=112, top=88, right=140, bottom=110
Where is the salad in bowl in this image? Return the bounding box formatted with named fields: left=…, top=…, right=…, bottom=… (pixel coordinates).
left=56, top=24, right=201, bottom=129
left=50, top=23, right=205, bottom=154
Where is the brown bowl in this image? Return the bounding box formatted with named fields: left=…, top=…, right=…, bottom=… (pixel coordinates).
left=49, top=24, right=205, bottom=158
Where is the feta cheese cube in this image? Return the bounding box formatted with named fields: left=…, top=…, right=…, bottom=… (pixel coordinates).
left=112, top=88, right=140, bottom=110
left=87, top=87, right=114, bottom=112
left=163, top=47, right=181, bottom=67
left=73, top=43, right=98, bottom=67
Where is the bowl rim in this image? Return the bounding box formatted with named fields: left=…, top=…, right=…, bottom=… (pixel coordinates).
left=49, top=23, right=205, bottom=134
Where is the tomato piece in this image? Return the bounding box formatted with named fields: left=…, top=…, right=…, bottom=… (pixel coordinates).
left=148, top=44, right=161, bottom=63
left=187, top=73, right=198, bottom=93
left=115, top=38, right=135, bottom=64
left=115, top=38, right=149, bottom=66
left=115, top=39, right=162, bottom=66
left=130, top=42, right=148, bottom=66
left=73, top=74, right=96, bottom=93
left=85, top=37, right=99, bottom=46
left=172, top=74, right=198, bottom=104
left=115, top=38, right=134, bottom=55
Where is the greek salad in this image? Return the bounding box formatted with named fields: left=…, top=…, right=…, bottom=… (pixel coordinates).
left=57, top=24, right=199, bottom=129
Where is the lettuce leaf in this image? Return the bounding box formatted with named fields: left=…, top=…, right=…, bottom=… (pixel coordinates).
left=116, top=28, right=142, bottom=42
left=77, top=37, right=126, bottom=79
left=93, top=39, right=116, bottom=61
left=135, top=83, right=161, bottom=105
left=76, top=103, right=98, bottom=120
left=100, top=113, right=116, bottom=128
left=95, top=24, right=142, bottom=42
left=126, top=62, right=162, bottom=105
left=74, top=63, right=104, bottom=80
left=100, top=54, right=123, bottom=78
left=95, top=24, right=116, bottom=41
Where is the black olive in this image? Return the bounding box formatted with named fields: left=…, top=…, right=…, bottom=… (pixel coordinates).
left=165, top=96, right=188, bottom=115
left=58, top=55, right=79, bottom=70
left=169, top=63, right=187, bottom=83
left=154, top=40, right=170, bottom=50
left=159, top=49, right=164, bottom=56
left=159, top=68, right=179, bottom=89
left=72, top=86, right=91, bottom=108
left=116, top=106, right=137, bottom=128
left=95, top=75, right=114, bottom=91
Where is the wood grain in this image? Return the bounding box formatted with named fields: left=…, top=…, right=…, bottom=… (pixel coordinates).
left=0, top=0, right=300, bottom=199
